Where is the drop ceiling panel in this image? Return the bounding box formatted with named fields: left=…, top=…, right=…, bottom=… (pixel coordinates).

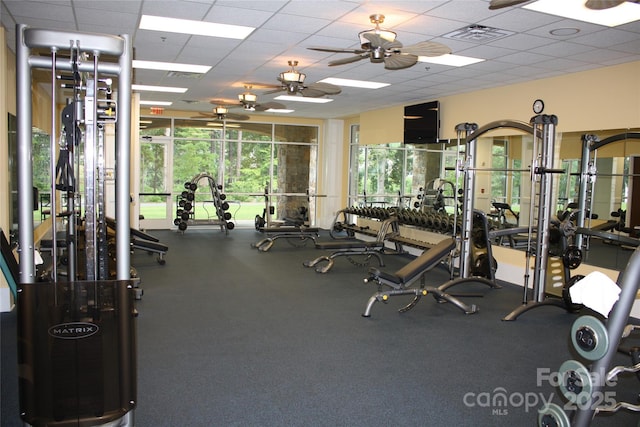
left=3, top=0, right=640, bottom=119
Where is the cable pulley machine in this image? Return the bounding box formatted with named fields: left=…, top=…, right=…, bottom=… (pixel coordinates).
left=15, top=25, right=136, bottom=426
left=501, top=114, right=569, bottom=320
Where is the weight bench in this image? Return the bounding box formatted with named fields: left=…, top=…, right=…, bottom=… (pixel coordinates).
left=106, top=217, right=168, bottom=265
left=362, top=238, right=478, bottom=317
left=303, top=215, right=400, bottom=274
left=251, top=226, right=320, bottom=252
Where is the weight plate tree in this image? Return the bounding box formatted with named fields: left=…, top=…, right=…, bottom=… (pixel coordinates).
left=15, top=25, right=136, bottom=426
left=539, top=245, right=640, bottom=426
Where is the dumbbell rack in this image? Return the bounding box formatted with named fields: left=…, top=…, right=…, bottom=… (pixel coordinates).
left=174, top=173, right=234, bottom=233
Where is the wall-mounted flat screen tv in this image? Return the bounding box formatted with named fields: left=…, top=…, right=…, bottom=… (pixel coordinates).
left=404, top=100, right=440, bottom=144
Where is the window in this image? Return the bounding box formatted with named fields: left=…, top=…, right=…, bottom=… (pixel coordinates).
left=139, top=117, right=319, bottom=227
left=491, top=140, right=508, bottom=203
left=348, top=138, right=452, bottom=210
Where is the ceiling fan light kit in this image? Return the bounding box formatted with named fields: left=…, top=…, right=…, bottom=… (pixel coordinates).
left=358, top=14, right=397, bottom=47
left=238, top=90, right=258, bottom=109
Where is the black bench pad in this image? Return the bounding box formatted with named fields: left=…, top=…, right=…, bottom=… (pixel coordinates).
left=315, top=240, right=382, bottom=250
left=132, top=238, right=168, bottom=252
left=260, top=227, right=319, bottom=233
left=370, top=238, right=455, bottom=285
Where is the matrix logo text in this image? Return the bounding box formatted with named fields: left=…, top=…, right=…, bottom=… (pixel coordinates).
left=48, top=322, right=99, bottom=340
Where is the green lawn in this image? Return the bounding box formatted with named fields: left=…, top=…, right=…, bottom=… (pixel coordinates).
left=141, top=201, right=267, bottom=221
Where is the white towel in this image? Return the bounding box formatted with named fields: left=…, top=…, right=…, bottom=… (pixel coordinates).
left=569, top=271, right=621, bottom=318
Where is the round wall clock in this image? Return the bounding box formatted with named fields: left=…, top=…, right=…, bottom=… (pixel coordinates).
left=533, top=99, right=544, bottom=114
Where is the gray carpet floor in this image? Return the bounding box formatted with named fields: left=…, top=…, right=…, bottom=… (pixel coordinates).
left=2, top=228, right=639, bottom=426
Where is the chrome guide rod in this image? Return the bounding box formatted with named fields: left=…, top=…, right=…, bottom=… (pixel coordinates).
left=116, top=33, right=132, bottom=280
left=16, top=24, right=35, bottom=283
left=49, top=47, right=58, bottom=283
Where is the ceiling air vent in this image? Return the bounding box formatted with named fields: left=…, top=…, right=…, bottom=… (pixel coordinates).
left=166, top=71, right=203, bottom=79
left=443, top=25, right=515, bottom=43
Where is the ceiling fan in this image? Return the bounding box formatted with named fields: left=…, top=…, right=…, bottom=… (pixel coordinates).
left=195, top=103, right=250, bottom=121
left=307, top=14, right=452, bottom=70
left=237, top=85, right=287, bottom=111
left=488, top=0, right=638, bottom=9
left=250, top=60, right=342, bottom=98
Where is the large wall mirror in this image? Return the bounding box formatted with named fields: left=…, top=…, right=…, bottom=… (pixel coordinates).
left=479, top=127, right=640, bottom=272
left=348, top=126, right=640, bottom=274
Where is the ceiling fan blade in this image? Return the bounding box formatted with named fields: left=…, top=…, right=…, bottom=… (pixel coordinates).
left=226, top=112, right=250, bottom=121
left=307, top=82, right=341, bottom=95
left=254, top=101, right=287, bottom=111
left=585, top=0, right=626, bottom=9
left=384, top=54, right=418, bottom=70
left=328, top=54, right=367, bottom=66
left=308, top=46, right=367, bottom=54
left=300, top=87, right=326, bottom=98
left=488, top=0, right=530, bottom=9
left=381, top=39, right=404, bottom=51
left=244, top=82, right=281, bottom=90
left=262, top=87, right=285, bottom=95
left=400, top=41, right=451, bottom=57
left=362, top=33, right=403, bottom=49
left=193, top=113, right=216, bottom=118
left=209, top=98, right=241, bottom=106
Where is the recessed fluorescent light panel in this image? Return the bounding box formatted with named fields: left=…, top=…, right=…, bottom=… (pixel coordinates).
left=274, top=95, right=333, bottom=104
left=318, top=78, right=390, bottom=89
left=139, top=100, right=173, bottom=106
left=139, top=15, right=255, bottom=39
left=133, top=60, right=211, bottom=74
left=132, top=84, right=188, bottom=93
left=418, top=54, right=484, bottom=67
left=266, top=109, right=295, bottom=113
left=524, top=0, right=640, bottom=27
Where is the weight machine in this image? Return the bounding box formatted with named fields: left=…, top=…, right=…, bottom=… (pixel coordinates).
left=441, top=117, right=574, bottom=320
left=253, top=181, right=320, bottom=230
left=15, top=25, right=136, bottom=426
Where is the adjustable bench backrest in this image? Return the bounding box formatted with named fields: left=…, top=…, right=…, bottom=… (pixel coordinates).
left=394, top=238, right=456, bottom=285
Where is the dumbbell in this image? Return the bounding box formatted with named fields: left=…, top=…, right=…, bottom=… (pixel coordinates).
left=413, top=211, right=423, bottom=227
